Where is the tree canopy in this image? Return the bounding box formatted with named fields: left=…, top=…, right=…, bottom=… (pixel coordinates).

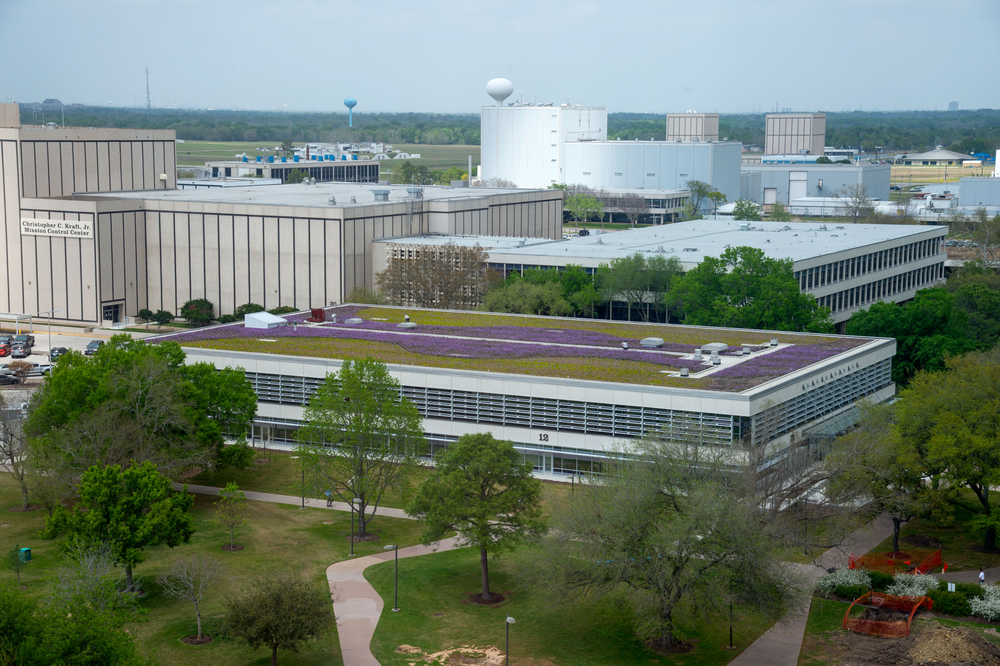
left=670, top=246, right=833, bottom=332
left=409, top=434, right=545, bottom=602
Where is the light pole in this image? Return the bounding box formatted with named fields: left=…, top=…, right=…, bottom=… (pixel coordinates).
left=350, top=497, right=361, bottom=557
left=383, top=545, right=399, bottom=611
left=37, top=310, right=59, bottom=359
left=505, top=616, right=515, bottom=666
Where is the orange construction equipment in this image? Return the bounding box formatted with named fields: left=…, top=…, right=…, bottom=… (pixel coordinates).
left=842, top=591, right=933, bottom=638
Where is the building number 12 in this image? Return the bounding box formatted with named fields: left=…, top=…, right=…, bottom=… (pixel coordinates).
left=538, top=433, right=549, bottom=442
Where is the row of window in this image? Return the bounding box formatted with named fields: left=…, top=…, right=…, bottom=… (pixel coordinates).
left=818, top=263, right=944, bottom=314
left=794, top=236, right=944, bottom=291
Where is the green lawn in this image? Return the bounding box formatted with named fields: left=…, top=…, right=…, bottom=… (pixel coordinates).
left=867, top=495, right=1000, bottom=572
left=1, top=474, right=425, bottom=666
left=365, top=547, right=774, bottom=666
left=381, top=144, right=480, bottom=171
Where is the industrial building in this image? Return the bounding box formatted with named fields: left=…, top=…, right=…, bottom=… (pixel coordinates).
left=765, top=113, right=826, bottom=156
left=0, top=103, right=561, bottom=326
left=205, top=157, right=380, bottom=183
left=740, top=163, right=891, bottom=205
left=959, top=176, right=1000, bottom=213
left=666, top=113, right=719, bottom=141
left=372, top=220, right=946, bottom=325
left=901, top=146, right=970, bottom=166
left=160, top=305, right=897, bottom=476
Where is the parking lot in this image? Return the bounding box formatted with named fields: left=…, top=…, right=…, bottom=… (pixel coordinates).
left=0, top=328, right=153, bottom=363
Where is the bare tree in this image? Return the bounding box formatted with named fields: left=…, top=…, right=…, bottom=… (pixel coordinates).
left=376, top=242, right=500, bottom=309
left=157, top=554, right=226, bottom=641
left=837, top=183, right=875, bottom=224
left=0, top=390, right=31, bottom=508
left=615, top=192, right=650, bottom=227
left=476, top=177, right=517, bottom=188
left=51, top=540, right=139, bottom=620
left=6, top=361, right=32, bottom=385
left=952, top=207, right=1000, bottom=269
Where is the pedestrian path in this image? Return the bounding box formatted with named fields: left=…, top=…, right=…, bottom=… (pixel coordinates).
left=327, top=537, right=463, bottom=666
left=173, top=483, right=415, bottom=520
left=942, top=566, right=1000, bottom=585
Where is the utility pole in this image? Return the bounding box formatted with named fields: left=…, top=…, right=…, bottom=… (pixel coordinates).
left=145, top=67, right=151, bottom=116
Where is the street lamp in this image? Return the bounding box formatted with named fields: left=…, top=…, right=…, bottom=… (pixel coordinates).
left=505, top=616, right=515, bottom=666
left=36, top=310, right=60, bottom=360
left=350, top=497, right=362, bottom=557
left=383, top=545, right=399, bottom=611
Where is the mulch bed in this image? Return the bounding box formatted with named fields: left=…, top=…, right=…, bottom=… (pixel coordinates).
left=903, top=534, right=943, bottom=549
left=345, top=533, right=380, bottom=543
left=645, top=637, right=695, bottom=654
left=465, top=592, right=506, bottom=605
left=8, top=504, right=40, bottom=512
left=221, top=544, right=245, bottom=552
left=181, top=635, right=214, bottom=645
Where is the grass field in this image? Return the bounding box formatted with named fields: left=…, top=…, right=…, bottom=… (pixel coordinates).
left=890, top=164, right=986, bottom=185
left=0, top=473, right=425, bottom=666
left=175, top=141, right=479, bottom=173
left=365, top=546, right=774, bottom=666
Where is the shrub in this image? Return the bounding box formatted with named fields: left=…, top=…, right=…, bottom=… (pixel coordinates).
left=217, top=314, right=238, bottom=324
left=835, top=584, right=869, bottom=601
left=926, top=588, right=972, bottom=617
left=887, top=573, right=938, bottom=597
left=970, top=584, right=1000, bottom=621
left=268, top=306, right=296, bottom=315
left=233, top=303, right=265, bottom=318
left=816, top=568, right=871, bottom=596
left=869, top=570, right=894, bottom=592
left=182, top=298, right=215, bottom=326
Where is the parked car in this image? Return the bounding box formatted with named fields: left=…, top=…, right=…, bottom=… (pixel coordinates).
left=0, top=374, right=19, bottom=385
left=0, top=335, right=11, bottom=346
left=0, top=343, right=10, bottom=357
left=0, top=361, right=52, bottom=377
left=10, top=344, right=30, bottom=358
left=84, top=340, right=105, bottom=355
left=12, top=334, right=34, bottom=349
left=49, top=347, right=69, bottom=360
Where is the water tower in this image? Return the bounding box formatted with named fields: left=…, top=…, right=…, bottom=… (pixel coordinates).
left=344, top=97, right=357, bottom=127
left=486, top=78, right=513, bottom=106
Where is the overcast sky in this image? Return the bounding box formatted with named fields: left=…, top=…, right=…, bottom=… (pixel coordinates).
left=2, top=0, right=997, bottom=114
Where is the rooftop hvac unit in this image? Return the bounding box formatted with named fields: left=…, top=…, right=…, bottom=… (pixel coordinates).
left=738, top=223, right=750, bottom=231
left=373, top=189, right=390, bottom=202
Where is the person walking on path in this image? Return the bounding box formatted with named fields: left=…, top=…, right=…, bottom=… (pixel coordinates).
left=325, top=489, right=333, bottom=507
left=980, top=568, right=986, bottom=585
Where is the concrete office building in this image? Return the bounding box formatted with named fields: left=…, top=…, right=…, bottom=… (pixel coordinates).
left=161, top=305, right=897, bottom=476
left=765, top=113, right=826, bottom=156
left=959, top=177, right=1000, bottom=213
left=666, top=113, right=719, bottom=142
left=0, top=103, right=562, bottom=325
left=740, top=163, right=891, bottom=205
left=480, top=103, right=607, bottom=188
left=206, top=158, right=380, bottom=183
left=372, top=220, right=946, bottom=325
left=562, top=140, right=742, bottom=203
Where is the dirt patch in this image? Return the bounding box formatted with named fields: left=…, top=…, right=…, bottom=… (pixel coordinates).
left=644, top=637, right=695, bottom=654
left=395, top=644, right=540, bottom=666
left=0, top=523, right=10, bottom=528
left=8, top=504, right=40, bottom=512
left=345, top=533, right=380, bottom=543
left=221, top=544, right=244, bottom=552
left=823, top=623, right=1000, bottom=665
left=904, top=534, right=944, bottom=549
left=178, top=467, right=203, bottom=479
left=465, top=592, right=506, bottom=605
left=255, top=458, right=272, bottom=465
left=859, top=606, right=911, bottom=623
left=180, top=635, right=214, bottom=645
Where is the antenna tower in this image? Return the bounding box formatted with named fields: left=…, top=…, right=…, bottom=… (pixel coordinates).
left=145, top=67, right=151, bottom=114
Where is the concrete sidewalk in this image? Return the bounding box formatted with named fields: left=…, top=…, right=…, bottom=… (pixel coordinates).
left=327, top=537, right=463, bottom=666
left=173, top=483, right=415, bottom=520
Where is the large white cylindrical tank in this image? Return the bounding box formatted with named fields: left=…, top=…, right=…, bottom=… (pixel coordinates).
left=486, top=78, right=513, bottom=105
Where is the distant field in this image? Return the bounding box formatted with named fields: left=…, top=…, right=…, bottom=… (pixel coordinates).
left=175, top=141, right=480, bottom=173
left=891, top=164, right=988, bottom=184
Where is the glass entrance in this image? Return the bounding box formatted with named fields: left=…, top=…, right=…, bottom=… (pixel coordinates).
left=102, top=303, right=121, bottom=323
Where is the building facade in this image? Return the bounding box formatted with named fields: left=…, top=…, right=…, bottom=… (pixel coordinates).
left=206, top=158, right=380, bottom=184
left=740, top=163, right=891, bottom=204
left=765, top=113, right=826, bottom=156
left=666, top=113, right=719, bottom=142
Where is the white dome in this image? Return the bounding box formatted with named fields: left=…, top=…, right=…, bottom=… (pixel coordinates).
left=486, top=78, right=513, bottom=105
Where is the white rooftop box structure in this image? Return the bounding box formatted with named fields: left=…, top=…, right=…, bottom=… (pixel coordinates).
left=245, top=312, right=287, bottom=329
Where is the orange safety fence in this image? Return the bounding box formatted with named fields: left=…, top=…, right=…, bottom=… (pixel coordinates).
left=848, top=549, right=945, bottom=575
left=842, top=591, right=933, bottom=638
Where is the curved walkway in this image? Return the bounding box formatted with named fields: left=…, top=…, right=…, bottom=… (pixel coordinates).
left=173, top=483, right=415, bottom=520
left=327, top=537, right=463, bottom=666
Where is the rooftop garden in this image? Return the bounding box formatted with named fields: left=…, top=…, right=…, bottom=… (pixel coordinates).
left=156, top=306, right=872, bottom=392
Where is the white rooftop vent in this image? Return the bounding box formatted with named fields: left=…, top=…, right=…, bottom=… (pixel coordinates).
left=372, top=189, right=390, bottom=202
left=397, top=322, right=418, bottom=330
left=680, top=368, right=690, bottom=377
left=640, top=337, right=664, bottom=348
left=738, top=222, right=750, bottom=231
left=244, top=312, right=287, bottom=329
left=702, top=342, right=730, bottom=353
left=345, top=317, right=363, bottom=325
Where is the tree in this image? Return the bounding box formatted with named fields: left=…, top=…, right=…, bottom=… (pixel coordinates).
left=49, top=540, right=141, bottom=627
left=816, top=155, right=833, bottom=164
left=136, top=308, right=153, bottom=330
left=285, top=168, right=308, bottom=184
left=375, top=242, right=499, bottom=309
left=7, top=360, right=32, bottom=385
left=670, top=246, right=833, bottom=332
left=6, top=543, right=26, bottom=587
left=837, top=183, right=874, bottom=224
left=233, top=302, right=266, bottom=317
left=477, top=176, right=516, bottom=188
left=181, top=298, right=214, bottom=326
left=533, top=438, right=792, bottom=650
left=41, top=462, right=195, bottom=591
left=225, top=575, right=333, bottom=666
left=952, top=207, right=1000, bottom=268
left=482, top=279, right=574, bottom=317
left=684, top=179, right=720, bottom=219
left=215, top=482, right=248, bottom=550
left=280, top=139, right=293, bottom=158
left=732, top=199, right=762, bottom=221
left=616, top=191, right=650, bottom=227
left=0, top=389, right=30, bottom=508
left=565, top=193, right=603, bottom=228
left=409, top=434, right=545, bottom=602
left=157, top=555, right=226, bottom=641
left=896, top=347, right=1000, bottom=551
left=707, top=190, right=727, bottom=217
left=299, top=358, right=422, bottom=538
left=597, top=252, right=683, bottom=322
left=769, top=201, right=792, bottom=222
left=152, top=309, right=174, bottom=330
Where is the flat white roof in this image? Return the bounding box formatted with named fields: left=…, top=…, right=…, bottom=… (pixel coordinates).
left=84, top=182, right=543, bottom=208
left=376, top=220, right=945, bottom=266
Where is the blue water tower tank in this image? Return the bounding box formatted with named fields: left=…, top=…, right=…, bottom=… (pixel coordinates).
left=344, top=97, right=357, bottom=127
